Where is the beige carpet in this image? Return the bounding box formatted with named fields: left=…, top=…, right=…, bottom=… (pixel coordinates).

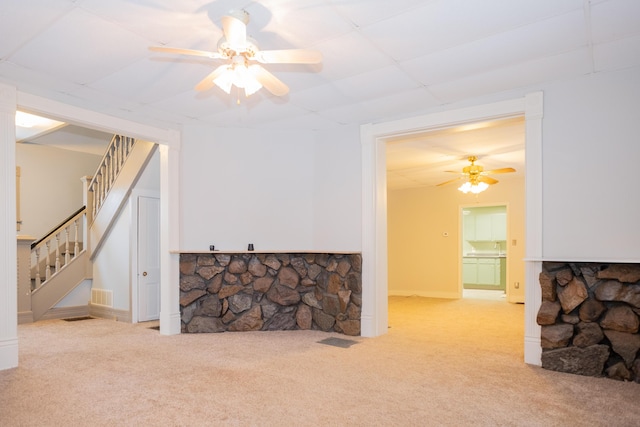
left=1, top=295, right=639, bottom=426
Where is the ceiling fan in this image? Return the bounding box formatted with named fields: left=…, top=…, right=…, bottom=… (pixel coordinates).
left=436, top=155, right=516, bottom=193
left=149, top=10, right=322, bottom=98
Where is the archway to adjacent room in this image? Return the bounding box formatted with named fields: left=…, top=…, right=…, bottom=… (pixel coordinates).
left=360, top=93, right=544, bottom=365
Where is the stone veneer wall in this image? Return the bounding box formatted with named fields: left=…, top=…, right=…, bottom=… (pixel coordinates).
left=538, top=262, right=640, bottom=382
left=179, top=253, right=362, bottom=335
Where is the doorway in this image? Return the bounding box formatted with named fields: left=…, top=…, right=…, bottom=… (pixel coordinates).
left=461, top=205, right=507, bottom=297
left=361, top=93, right=544, bottom=367
left=136, top=195, right=161, bottom=322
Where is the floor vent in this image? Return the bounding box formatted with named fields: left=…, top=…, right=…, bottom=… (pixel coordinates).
left=317, top=337, right=359, bottom=348
left=63, top=316, right=94, bottom=322
left=91, top=288, right=113, bottom=307
left=148, top=326, right=160, bottom=331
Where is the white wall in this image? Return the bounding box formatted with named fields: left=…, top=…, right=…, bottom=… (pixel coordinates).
left=312, top=126, right=362, bottom=250
left=16, top=143, right=101, bottom=238
left=388, top=177, right=525, bottom=302
left=180, top=125, right=362, bottom=252
left=540, top=67, right=640, bottom=261
left=91, top=150, right=160, bottom=311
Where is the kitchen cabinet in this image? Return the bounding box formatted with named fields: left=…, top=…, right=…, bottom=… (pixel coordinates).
left=463, top=257, right=505, bottom=290
left=463, top=212, right=506, bottom=242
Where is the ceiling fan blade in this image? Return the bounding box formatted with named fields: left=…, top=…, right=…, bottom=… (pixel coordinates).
left=255, top=49, right=323, bottom=64
left=436, top=176, right=464, bottom=187
left=478, top=176, right=499, bottom=185
left=250, top=65, right=289, bottom=96
left=483, top=167, right=516, bottom=174
left=443, top=170, right=464, bottom=174
left=149, top=46, right=224, bottom=59
left=194, top=65, right=229, bottom=92
left=222, top=14, right=247, bottom=50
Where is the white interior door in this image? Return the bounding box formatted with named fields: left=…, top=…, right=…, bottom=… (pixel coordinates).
left=138, top=196, right=160, bottom=321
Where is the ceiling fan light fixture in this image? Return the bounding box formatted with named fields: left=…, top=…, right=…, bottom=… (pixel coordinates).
left=458, top=181, right=489, bottom=194
left=213, top=61, right=263, bottom=97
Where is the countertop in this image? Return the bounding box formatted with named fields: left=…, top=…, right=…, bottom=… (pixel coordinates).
left=463, top=253, right=506, bottom=258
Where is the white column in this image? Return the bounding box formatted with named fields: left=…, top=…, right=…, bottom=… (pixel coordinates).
left=159, top=131, right=181, bottom=335
left=0, top=83, right=18, bottom=370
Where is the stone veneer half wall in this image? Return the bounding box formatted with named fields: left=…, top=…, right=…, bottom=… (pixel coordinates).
left=538, top=262, right=640, bottom=382
left=179, top=253, right=362, bottom=335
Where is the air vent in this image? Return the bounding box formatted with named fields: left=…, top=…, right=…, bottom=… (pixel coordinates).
left=91, top=288, right=113, bottom=307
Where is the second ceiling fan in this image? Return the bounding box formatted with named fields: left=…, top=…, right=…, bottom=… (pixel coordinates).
left=149, top=10, right=322, bottom=97
left=437, top=156, right=516, bottom=192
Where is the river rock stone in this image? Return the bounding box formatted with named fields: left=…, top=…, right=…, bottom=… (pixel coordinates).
left=180, top=275, right=205, bottom=292
left=267, top=312, right=297, bottom=330
left=541, top=324, right=574, bottom=349
left=197, top=265, right=224, bottom=280
left=308, top=264, right=322, bottom=280
left=263, top=255, right=281, bottom=270
left=180, top=289, right=206, bottom=307
left=197, top=255, right=216, bottom=266
left=539, top=271, right=557, bottom=301
left=336, top=260, right=351, bottom=278
left=573, top=322, right=604, bottom=348
left=253, top=276, right=274, bottom=293
left=603, top=330, right=640, bottom=367
left=248, top=257, right=267, bottom=277
left=313, top=308, right=335, bottom=331
left=323, top=294, right=341, bottom=316
left=278, top=267, right=300, bottom=289
left=290, top=257, right=307, bottom=277
left=561, top=314, right=580, bottom=325
left=327, top=273, right=342, bottom=294
left=579, top=298, right=606, bottom=322
left=207, top=274, right=223, bottom=294
left=597, top=264, right=640, bottom=283
left=633, top=359, right=640, bottom=383
left=195, top=295, right=222, bottom=317
left=346, top=272, right=362, bottom=294
left=296, top=304, right=312, bottom=329
left=180, top=254, right=196, bottom=275
left=595, top=280, right=640, bottom=308
left=556, top=268, right=573, bottom=286
left=228, top=305, right=263, bottom=331
left=214, top=254, right=230, bottom=266
left=223, top=272, right=238, bottom=285
left=338, top=289, right=352, bottom=313
left=600, top=305, right=639, bottom=333
left=541, top=345, right=609, bottom=376
left=336, top=319, right=360, bottom=336
left=218, top=284, right=243, bottom=299
left=606, top=362, right=632, bottom=381
left=349, top=254, right=362, bottom=273
left=187, top=316, right=225, bottom=333
left=557, top=277, right=588, bottom=313
left=267, top=284, right=301, bottom=306
left=228, top=293, right=252, bottom=314
left=302, top=292, right=322, bottom=309
left=537, top=301, right=561, bottom=325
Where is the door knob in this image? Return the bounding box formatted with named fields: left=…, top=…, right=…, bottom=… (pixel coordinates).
left=142, top=271, right=148, bottom=276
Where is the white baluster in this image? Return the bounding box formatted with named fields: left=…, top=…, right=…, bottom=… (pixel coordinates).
left=54, top=234, right=61, bottom=272
left=34, top=247, right=41, bottom=289
left=74, top=219, right=80, bottom=257
left=45, top=241, right=51, bottom=281
left=64, top=227, right=70, bottom=264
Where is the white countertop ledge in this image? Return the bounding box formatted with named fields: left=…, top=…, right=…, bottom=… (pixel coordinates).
left=170, top=250, right=361, bottom=254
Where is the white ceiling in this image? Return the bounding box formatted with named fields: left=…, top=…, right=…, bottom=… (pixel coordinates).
left=2, top=0, right=639, bottom=187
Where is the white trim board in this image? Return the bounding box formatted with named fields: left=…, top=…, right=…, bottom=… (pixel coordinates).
left=360, top=93, right=544, bottom=365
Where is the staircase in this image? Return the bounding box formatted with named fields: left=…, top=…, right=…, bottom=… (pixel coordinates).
left=17, top=134, right=157, bottom=323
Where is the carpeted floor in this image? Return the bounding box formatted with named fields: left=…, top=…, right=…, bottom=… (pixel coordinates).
left=1, top=295, right=639, bottom=426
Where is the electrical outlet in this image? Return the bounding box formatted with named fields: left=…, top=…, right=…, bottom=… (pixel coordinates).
left=514, top=282, right=520, bottom=289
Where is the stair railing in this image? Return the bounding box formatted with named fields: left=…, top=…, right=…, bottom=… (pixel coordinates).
left=88, top=134, right=136, bottom=222
left=30, top=206, right=86, bottom=290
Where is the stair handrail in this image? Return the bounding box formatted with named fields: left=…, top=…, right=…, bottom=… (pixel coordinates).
left=87, top=134, right=136, bottom=222
left=30, top=206, right=86, bottom=290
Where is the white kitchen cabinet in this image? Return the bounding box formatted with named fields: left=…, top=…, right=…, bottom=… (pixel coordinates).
left=463, top=258, right=478, bottom=284
left=463, top=212, right=506, bottom=242
left=463, top=257, right=505, bottom=290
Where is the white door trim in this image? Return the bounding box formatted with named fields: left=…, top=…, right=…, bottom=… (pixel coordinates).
left=130, top=190, right=160, bottom=323
left=360, top=93, right=544, bottom=365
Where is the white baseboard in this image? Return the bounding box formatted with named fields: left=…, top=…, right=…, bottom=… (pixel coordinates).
left=89, top=304, right=131, bottom=323
left=18, top=311, right=34, bottom=324
left=389, top=290, right=460, bottom=299
left=524, top=336, right=542, bottom=366
left=39, top=305, right=89, bottom=321
left=0, top=337, right=19, bottom=370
